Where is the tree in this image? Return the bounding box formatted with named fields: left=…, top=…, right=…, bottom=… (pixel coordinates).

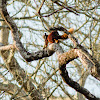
left=0, top=0, right=100, bottom=100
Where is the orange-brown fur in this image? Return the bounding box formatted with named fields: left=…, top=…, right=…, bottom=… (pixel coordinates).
left=43, top=28, right=74, bottom=48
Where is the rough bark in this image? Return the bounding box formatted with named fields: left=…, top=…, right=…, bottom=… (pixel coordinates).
left=0, top=2, right=44, bottom=100
left=0, top=0, right=54, bottom=62
left=48, top=43, right=100, bottom=100
left=0, top=0, right=100, bottom=100
left=59, top=64, right=100, bottom=100
left=0, top=23, right=43, bottom=100
left=49, top=26, right=100, bottom=81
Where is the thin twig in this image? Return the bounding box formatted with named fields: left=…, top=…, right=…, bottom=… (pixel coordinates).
left=42, top=8, right=64, bottom=17
left=53, top=1, right=79, bottom=15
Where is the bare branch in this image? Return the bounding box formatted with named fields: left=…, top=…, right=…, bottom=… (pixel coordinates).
left=0, top=44, right=15, bottom=51
left=48, top=26, right=100, bottom=81
left=37, top=0, right=45, bottom=14
left=48, top=43, right=100, bottom=99
left=59, top=64, right=100, bottom=100
left=0, top=0, right=55, bottom=62
left=42, top=8, right=64, bottom=17
left=0, top=1, right=100, bottom=100
left=51, top=0, right=79, bottom=15
left=0, top=82, right=30, bottom=100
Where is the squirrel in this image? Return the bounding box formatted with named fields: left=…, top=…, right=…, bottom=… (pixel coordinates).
left=43, top=28, right=74, bottom=49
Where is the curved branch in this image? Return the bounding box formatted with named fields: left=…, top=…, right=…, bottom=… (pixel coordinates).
left=0, top=0, right=55, bottom=62
left=49, top=43, right=100, bottom=99
left=49, top=26, right=100, bottom=80
left=0, top=1, right=100, bottom=100
left=59, top=64, right=100, bottom=100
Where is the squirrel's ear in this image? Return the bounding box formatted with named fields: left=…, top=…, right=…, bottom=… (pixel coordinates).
left=68, top=28, right=74, bottom=34
left=43, top=33, right=48, bottom=40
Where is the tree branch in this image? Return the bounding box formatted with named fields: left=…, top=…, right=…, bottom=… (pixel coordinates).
left=0, top=44, right=15, bottom=51
left=0, top=0, right=55, bottom=62
left=49, top=43, right=100, bottom=99
left=0, top=1, right=100, bottom=100
left=51, top=0, right=79, bottom=15
left=0, top=82, right=29, bottom=100
left=59, top=64, right=100, bottom=100
left=49, top=26, right=100, bottom=81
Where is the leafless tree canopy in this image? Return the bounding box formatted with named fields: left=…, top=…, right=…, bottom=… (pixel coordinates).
left=0, top=0, right=100, bottom=100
